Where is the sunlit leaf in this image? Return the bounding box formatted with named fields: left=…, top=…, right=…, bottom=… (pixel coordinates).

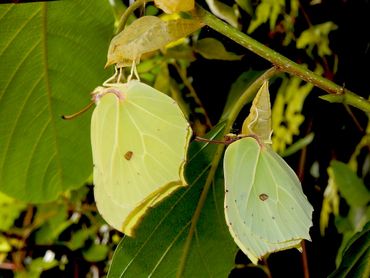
left=320, top=166, right=340, bottom=235
left=0, top=192, right=26, bottom=231
left=154, top=0, right=194, bottom=14
left=65, top=228, right=95, bottom=251
left=297, top=22, right=338, bottom=57
left=17, top=255, right=58, bottom=278
left=247, top=0, right=285, bottom=33
left=195, top=38, right=243, bottom=61
left=0, top=235, right=11, bottom=253
left=154, top=62, right=170, bottom=94
left=0, top=1, right=114, bottom=202
left=349, top=126, right=370, bottom=173
left=83, top=244, right=110, bottom=262
left=165, top=43, right=196, bottom=61
left=272, top=75, right=315, bottom=153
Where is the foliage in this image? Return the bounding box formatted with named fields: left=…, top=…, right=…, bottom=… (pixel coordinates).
left=0, top=0, right=369, bottom=277
left=271, top=74, right=317, bottom=154
left=328, top=221, right=370, bottom=278
left=0, top=0, right=114, bottom=202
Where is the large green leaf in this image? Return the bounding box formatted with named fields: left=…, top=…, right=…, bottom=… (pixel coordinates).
left=0, top=1, right=114, bottom=202
left=107, top=122, right=238, bottom=277
left=330, top=161, right=370, bottom=207
left=329, top=221, right=370, bottom=278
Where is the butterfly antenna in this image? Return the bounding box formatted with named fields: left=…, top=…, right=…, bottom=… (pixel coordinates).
left=61, top=101, right=94, bottom=120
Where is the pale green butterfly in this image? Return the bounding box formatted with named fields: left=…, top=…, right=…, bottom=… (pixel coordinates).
left=223, top=81, right=313, bottom=264
left=91, top=78, right=192, bottom=236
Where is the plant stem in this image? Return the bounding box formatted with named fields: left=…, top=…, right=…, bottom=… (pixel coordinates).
left=301, top=241, right=310, bottom=278
left=177, top=68, right=278, bottom=277
left=195, top=5, right=370, bottom=113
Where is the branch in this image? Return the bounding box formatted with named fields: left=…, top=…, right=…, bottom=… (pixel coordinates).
left=195, top=5, right=370, bottom=113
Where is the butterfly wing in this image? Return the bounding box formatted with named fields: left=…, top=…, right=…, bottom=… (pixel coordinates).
left=91, top=80, right=192, bottom=236
left=224, top=137, right=313, bottom=263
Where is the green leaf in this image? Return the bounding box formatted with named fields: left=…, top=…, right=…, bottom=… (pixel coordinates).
left=154, top=0, right=195, bottom=14
left=107, top=122, right=237, bottom=277
left=0, top=1, right=114, bottom=202
left=16, top=254, right=58, bottom=278
left=165, top=43, right=196, bottom=62
left=296, top=22, right=338, bottom=57
left=194, top=38, right=243, bottom=61
left=320, top=165, right=340, bottom=235
left=330, top=161, right=370, bottom=207
left=281, top=132, right=315, bottom=157
left=0, top=235, right=11, bottom=252
left=247, top=0, right=285, bottom=33
left=272, top=75, right=314, bottom=153
left=65, top=227, right=95, bottom=251
left=34, top=203, right=71, bottom=245
left=319, top=94, right=345, bottom=104
left=82, top=243, right=110, bottom=262
left=154, top=62, right=170, bottom=94
left=0, top=191, right=26, bottom=231
left=328, top=221, right=370, bottom=278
